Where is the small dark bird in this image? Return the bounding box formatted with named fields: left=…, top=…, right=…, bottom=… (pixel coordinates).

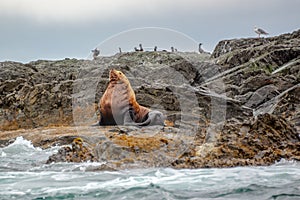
left=91, top=48, right=100, bottom=59
left=139, top=44, right=143, bottom=51
left=198, top=43, right=204, bottom=53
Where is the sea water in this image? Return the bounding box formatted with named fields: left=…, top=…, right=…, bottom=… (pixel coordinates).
left=0, top=137, right=299, bottom=200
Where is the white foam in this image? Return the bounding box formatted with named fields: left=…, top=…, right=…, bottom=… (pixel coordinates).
left=4, top=136, right=42, bottom=152
left=1, top=151, right=7, bottom=157
left=274, top=158, right=299, bottom=166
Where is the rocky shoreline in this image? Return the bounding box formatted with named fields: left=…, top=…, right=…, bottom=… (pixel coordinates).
left=0, top=29, right=299, bottom=169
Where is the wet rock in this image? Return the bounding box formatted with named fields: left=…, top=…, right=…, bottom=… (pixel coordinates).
left=173, top=113, right=300, bottom=168
left=47, top=137, right=97, bottom=163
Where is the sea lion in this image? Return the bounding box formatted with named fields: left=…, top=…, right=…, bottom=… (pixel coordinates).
left=99, top=69, right=165, bottom=126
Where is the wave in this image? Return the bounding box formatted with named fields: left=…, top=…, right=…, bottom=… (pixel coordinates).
left=1, top=137, right=300, bottom=199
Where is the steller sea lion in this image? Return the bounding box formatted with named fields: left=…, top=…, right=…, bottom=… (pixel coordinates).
left=98, top=69, right=165, bottom=126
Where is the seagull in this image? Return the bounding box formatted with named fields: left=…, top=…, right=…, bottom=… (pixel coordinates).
left=254, top=26, right=269, bottom=38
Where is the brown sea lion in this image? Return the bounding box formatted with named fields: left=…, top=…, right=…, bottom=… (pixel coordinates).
left=99, top=69, right=165, bottom=126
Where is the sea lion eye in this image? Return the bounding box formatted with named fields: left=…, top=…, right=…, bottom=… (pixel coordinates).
left=119, top=72, right=122, bottom=75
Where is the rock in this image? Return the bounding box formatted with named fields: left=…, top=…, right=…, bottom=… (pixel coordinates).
left=255, top=84, right=300, bottom=133
left=203, top=29, right=299, bottom=130
left=244, top=85, right=279, bottom=108
left=46, top=137, right=97, bottom=163
left=0, top=29, right=299, bottom=169
left=0, top=51, right=250, bottom=130
left=212, top=29, right=300, bottom=66
left=173, top=113, right=300, bottom=168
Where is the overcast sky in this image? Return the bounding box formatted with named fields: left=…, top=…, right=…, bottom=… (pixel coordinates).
left=0, top=0, right=299, bottom=63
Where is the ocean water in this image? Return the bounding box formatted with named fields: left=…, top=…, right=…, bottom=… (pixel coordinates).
left=0, top=137, right=300, bottom=200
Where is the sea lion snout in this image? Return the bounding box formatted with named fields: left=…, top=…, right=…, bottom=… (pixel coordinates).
left=109, top=69, right=125, bottom=82
left=109, top=69, right=118, bottom=81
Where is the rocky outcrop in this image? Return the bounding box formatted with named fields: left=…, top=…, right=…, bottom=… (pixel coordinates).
left=175, top=113, right=300, bottom=168
left=1, top=113, right=298, bottom=169
left=0, top=52, right=250, bottom=130
left=211, top=29, right=300, bottom=69
left=0, top=29, right=299, bottom=169
left=0, top=60, right=81, bottom=130
left=205, top=29, right=300, bottom=132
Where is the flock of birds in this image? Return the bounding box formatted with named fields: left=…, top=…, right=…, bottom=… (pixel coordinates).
left=92, top=26, right=269, bottom=59
left=91, top=43, right=206, bottom=60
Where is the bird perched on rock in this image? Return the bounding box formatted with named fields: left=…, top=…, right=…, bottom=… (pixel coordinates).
left=91, top=48, right=100, bottom=60
left=134, top=44, right=144, bottom=52
left=198, top=43, right=204, bottom=53
left=254, top=26, right=269, bottom=38
left=139, top=44, right=143, bottom=51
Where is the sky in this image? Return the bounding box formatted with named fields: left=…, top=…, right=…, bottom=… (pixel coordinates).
left=0, top=0, right=299, bottom=63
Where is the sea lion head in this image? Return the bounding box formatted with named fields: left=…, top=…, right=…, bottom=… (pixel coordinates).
left=109, top=69, right=129, bottom=83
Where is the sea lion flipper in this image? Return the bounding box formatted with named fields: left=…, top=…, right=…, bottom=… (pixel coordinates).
left=98, top=111, right=106, bottom=125
left=144, top=110, right=165, bottom=126
left=123, top=109, right=135, bottom=125
left=124, top=110, right=165, bottom=127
